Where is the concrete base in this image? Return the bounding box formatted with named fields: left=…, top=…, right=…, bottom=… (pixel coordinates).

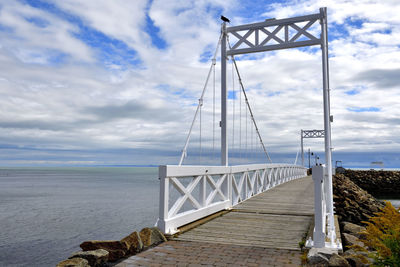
left=305, top=214, right=343, bottom=251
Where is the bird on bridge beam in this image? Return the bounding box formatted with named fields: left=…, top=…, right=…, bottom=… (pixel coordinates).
left=220, top=15, right=230, bottom=23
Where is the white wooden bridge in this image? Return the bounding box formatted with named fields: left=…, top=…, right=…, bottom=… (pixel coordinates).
left=117, top=8, right=343, bottom=267
left=154, top=6, right=341, bottom=256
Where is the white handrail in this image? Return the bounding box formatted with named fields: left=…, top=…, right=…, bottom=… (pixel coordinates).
left=157, top=163, right=307, bottom=234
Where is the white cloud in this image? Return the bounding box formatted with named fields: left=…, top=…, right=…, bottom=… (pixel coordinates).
left=0, top=0, right=399, bottom=166
left=0, top=1, right=93, bottom=63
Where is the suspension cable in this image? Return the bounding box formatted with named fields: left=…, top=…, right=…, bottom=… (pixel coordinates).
left=294, top=146, right=300, bottom=165
left=231, top=58, right=235, bottom=154
left=179, top=34, right=222, bottom=165
left=239, top=71, right=242, bottom=160
left=227, top=39, right=273, bottom=163
left=199, top=98, right=202, bottom=163
left=212, top=55, right=216, bottom=159
left=294, top=141, right=302, bottom=165
left=245, top=98, right=248, bottom=159
left=251, top=114, right=253, bottom=159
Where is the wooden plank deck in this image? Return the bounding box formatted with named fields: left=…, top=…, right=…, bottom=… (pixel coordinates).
left=174, top=175, right=314, bottom=250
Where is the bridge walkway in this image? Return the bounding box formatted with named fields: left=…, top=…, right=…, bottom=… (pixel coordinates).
left=116, top=175, right=313, bottom=266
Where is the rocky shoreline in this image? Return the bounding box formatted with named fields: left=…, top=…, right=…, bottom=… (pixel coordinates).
left=57, top=227, right=168, bottom=267
left=333, top=173, right=384, bottom=225
left=343, top=169, right=400, bottom=198
left=326, top=169, right=399, bottom=267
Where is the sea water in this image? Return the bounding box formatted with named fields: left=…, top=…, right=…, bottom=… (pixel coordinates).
left=0, top=167, right=159, bottom=267
left=384, top=199, right=400, bottom=208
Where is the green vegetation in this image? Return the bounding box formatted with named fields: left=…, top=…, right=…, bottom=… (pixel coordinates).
left=356, top=201, right=400, bottom=267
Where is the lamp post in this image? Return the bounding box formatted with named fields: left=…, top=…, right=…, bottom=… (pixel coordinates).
left=311, top=152, right=319, bottom=165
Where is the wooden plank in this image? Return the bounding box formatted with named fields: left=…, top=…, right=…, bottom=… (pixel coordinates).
left=175, top=236, right=302, bottom=251
left=174, top=175, right=314, bottom=250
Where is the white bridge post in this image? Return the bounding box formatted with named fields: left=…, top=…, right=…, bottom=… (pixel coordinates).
left=312, top=165, right=326, bottom=248
left=320, top=7, right=335, bottom=242
left=158, top=165, right=169, bottom=233
left=221, top=22, right=228, bottom=166
left=301, top=129, right=304, bottom=167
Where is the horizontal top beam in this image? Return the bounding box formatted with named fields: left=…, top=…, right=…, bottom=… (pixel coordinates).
left=226, top=12, right=323, bottom=55
left=226, top=39, right=321, bottom=55
left=302, top=130, right=325, bottom=138
left=227, top=13, right=321, bottom=33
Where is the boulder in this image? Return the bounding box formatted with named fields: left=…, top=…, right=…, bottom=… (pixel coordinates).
left=342, top=222, right=366, bottom=238
left=343, top=255, right=366, bottom=267
left=307, top=248, right=330, bottom=265
left=139, top=227, right=167, bottom=248
left=328, top=254, right=350, bottom=267
left=57, top=258, right=90, bottom=267
left=121, top=231, right=143, bottom=255
left=344, top=249, right=368, bottom=258
left=80, top=240, right=127, bottom=262
left=69, top=249, right=108, bottom=267
left=342, top=233, right=365, bottom=249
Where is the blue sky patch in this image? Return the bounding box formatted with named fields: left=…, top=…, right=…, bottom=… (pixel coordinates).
left=345, top=89, right=360, bottom=95
left=233, top=0, right=284, bottom=23
left=25, top=16, right=49, bottom=28
left=199, top=48, right=213, bottom=63
left=228, top=91, right=237, bottom=100
left=375, top=28, right=392, bottom=35
left=268, top=91, right=281, bottom=97
left=205, top=3, right=223, bottom=20
left=156, top=84, right=171, bottom=91
left=330, top=22, right=349, bottom=40
left=296, top=46, right=320, bottom=54
left=157, top=85, right=194, bottom=100
left=74, top=25, right=140, bottom=68
left=0, top=23, right=14, bottom=33
left=145, top=14, right=167, bottom=49
left=346, top=17, right=364, bottom=29
left=46, top=49, right=68, bottom=65
left=347, top=107, right=380, bottom=112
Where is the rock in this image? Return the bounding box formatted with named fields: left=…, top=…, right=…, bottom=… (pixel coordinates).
left=344, top=249, right=369, bottom=258
left=307, top=247, right=331, bottom=265
left=57, top=258, right=90, bottom=267
left=69, top=249, right=108, bottom=266
left=343, top=255, right=366, bottom=267
left=328, top=254, right=350, bottom=267
left=121, top=231, right=143, bottom=255
left=342, top=233, right=364, bottom=249
left=342, top=222, right=366, bottom=238
left=139, top=227, right=167, bottom=248
left=80, top=240, right=127, bottom=262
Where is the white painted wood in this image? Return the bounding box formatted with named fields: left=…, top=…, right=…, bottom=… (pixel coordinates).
left=157, top=164, right=307, bottom=234
left=312, top=165, right=326, bottom=248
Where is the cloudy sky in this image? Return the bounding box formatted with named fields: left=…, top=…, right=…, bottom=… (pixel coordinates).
left=0, top=0, right=399, bottom=168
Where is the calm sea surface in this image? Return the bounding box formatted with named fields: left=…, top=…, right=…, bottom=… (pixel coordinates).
left=0, top=167, right=159, bottom=267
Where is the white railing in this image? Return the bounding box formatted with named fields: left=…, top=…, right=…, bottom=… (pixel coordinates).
left=157, top=164, right=307, bottom=234
left=307, top=165, right=342, bottom=250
